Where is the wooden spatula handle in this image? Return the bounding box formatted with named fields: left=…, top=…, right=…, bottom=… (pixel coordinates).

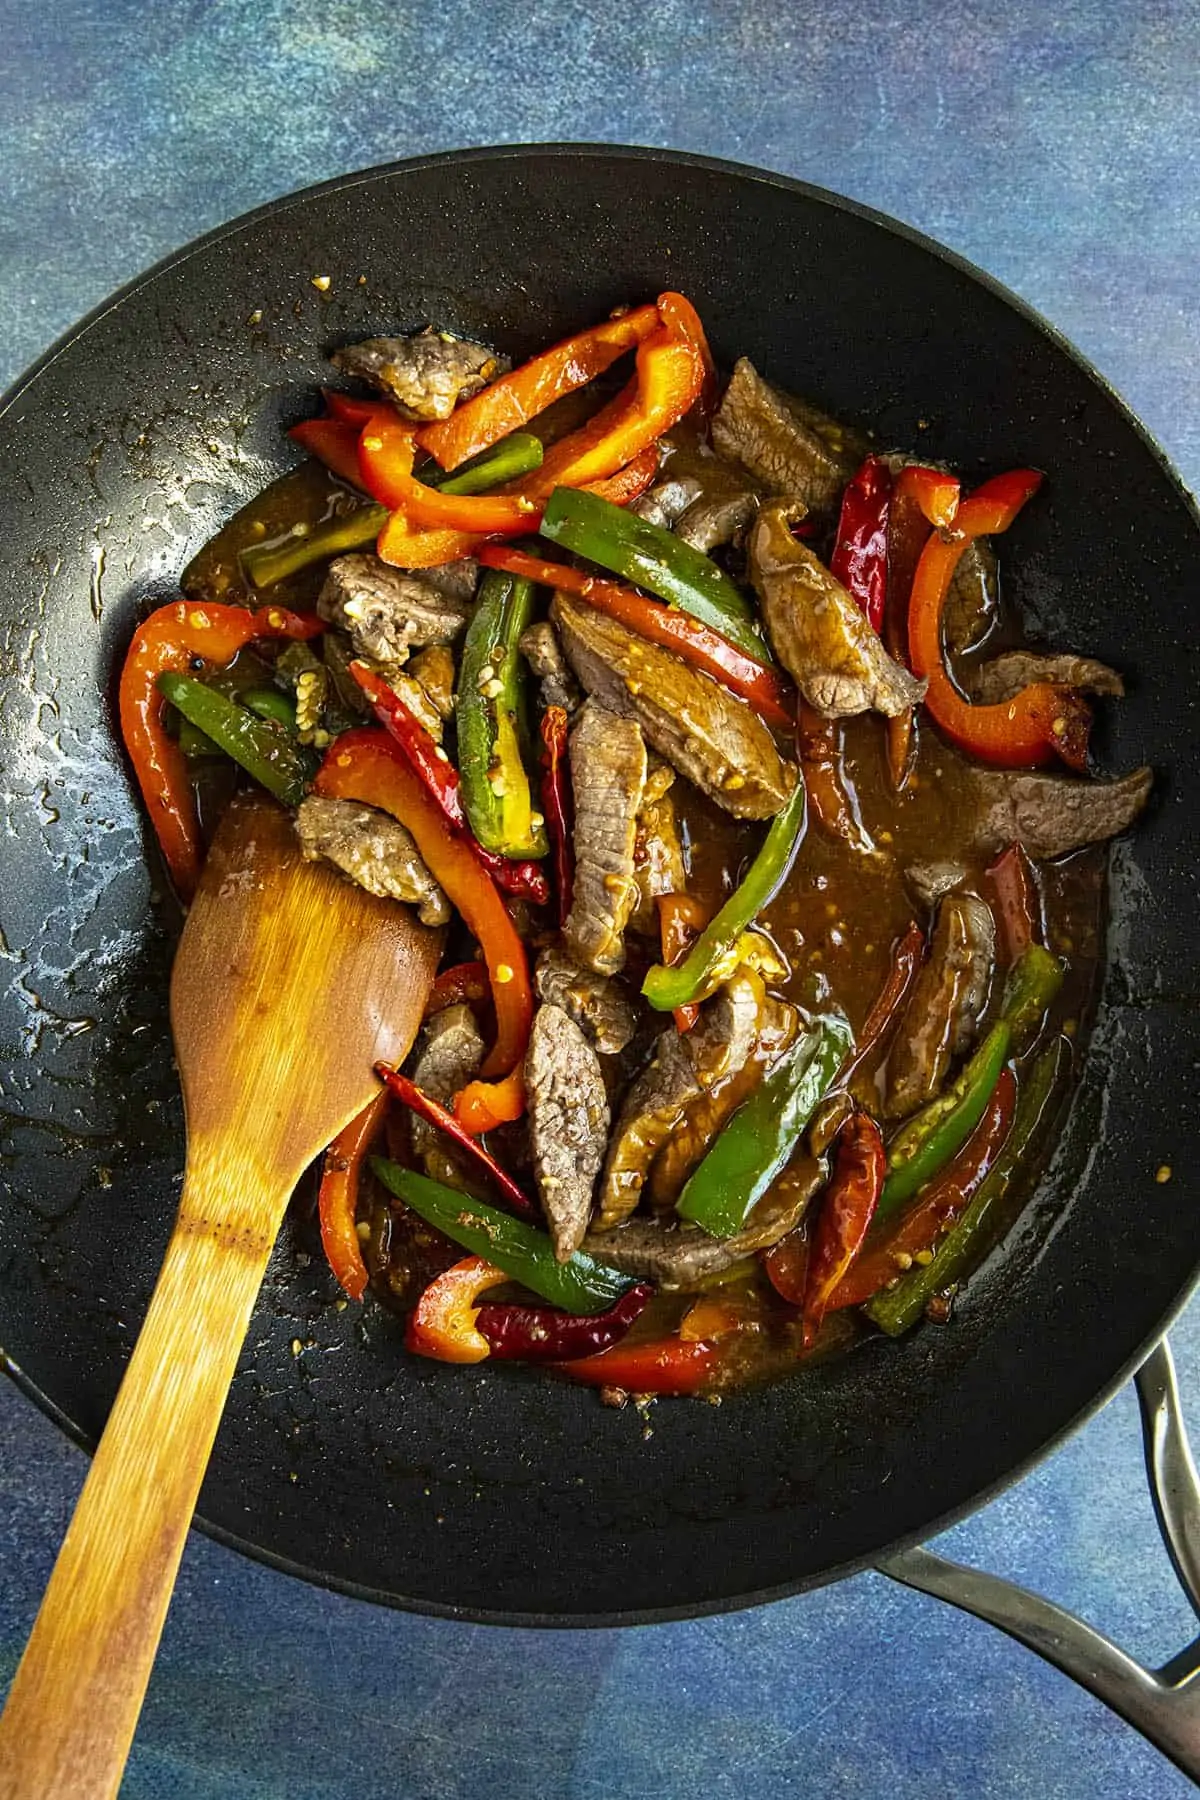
left=0, top=1142, right=280, bottom=1800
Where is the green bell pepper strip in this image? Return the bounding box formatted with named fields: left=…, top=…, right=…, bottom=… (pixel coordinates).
left=239, top=504, right=388, bottom=589
left=371, top=1162, right=636, bottom=1314
left=156, top=673, right=314, bottom=807
left=642, top=777, right=807, bottom=1011
left=455, top=570, right=549, bottom=858
left=241, top=686, right=298, bottom=730
left=425, top=431, right=543, bottom=496
left=877, top=943, right=1064, bottom=1218
left=677, top=1013, right=853, bottom=1238
left=866, top=1036, right=1069, bottom=1337
left=539, top=487, right=774, bottom=667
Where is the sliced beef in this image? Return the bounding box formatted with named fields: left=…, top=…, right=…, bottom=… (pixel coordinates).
left=584, top=1157, right=825, bottom=1289
left=534, top=948, right=638, bottom=1056
left=593, top=973, right=764, bottom=1230
left=295, top=796, right=450, bottom=926
left=318, top=555, right=467, bottom=669
left=407, top=1004, right=486, bottom=1187
left=711, top=359, right=856, bottom=515
left=749, top=503, right=926, bottom=718
left=320, top=630, right=372, bottom=717
left=407, top=643, right=457, bottom=722
left=945, top=538, right=998, bottom=655
left=904, top=861, right=968, bottom=912
left=331, top=330, right=505, bottom=422
left=629, top=788, right=687, bottom=935
left=887, top=895, right=996, bottom=1118
left=525, top=1004, right=609, bottom=1260
left=417, top=558, right=480, bottom=607
left=519, top=620, right=581, bottom=713
left=971, top=651, right=1125, bottom=704
left=966, top=766, right=1153, bottom=860
left=553, top=594, right=797, bottom=819
left=674, top=488, right=758, bottom=553
left=629, top=472, right=703, bottom=530
left=565, top=700, right=647, bottom=975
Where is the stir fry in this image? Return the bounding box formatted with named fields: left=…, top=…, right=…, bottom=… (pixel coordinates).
left=119, top=293, right=1152, bottom=1401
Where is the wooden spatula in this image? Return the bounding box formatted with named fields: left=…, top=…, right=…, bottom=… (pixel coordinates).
left=0, top=792, right=440, bottom=1800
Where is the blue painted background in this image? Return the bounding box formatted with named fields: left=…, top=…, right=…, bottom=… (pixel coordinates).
left=2, top=1, right=1198, bottom=1794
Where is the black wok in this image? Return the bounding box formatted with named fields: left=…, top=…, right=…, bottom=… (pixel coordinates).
left=1, top=145, right=1196, bottom=1626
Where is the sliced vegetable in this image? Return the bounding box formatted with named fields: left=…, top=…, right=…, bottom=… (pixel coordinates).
left=417, top=303, right=661, bottom=471
left=987, top=842, right=1040, bottom=964
left=241, top=686, right=298, bottom=729
left=828, top=1068, right=1017, bottom=1310
left=477, top=1282, right=654, bottom=1361
left=425, top=961, right=491, bottom=1019
left=908, top=471, right=1092, bottom=769
left=240, top=504, right=389, bottom=590
left=288, top=416, right=364, bottom=488
left=830, top=455, right=892, bottom=634
left=429, top=431, right=543, bottom=495
left=456, top=571, right=547, bottom=857
left=318, top=1089, right=390, bottom=1303
left=797, top=701, right=872, bottom=852
left=801, top=1111, right=886, bottom=1348
left=657, top=892, right=706, bottom=1033
left=478, top=546, right=796, bottom=730
left=539, top=705, right=573, bottom=929
left=1000, top=941, right=1064, bottom=1047
left=455, top=1064, right=527, bottom=1135
left=555, top=1334, right=718, bottom=1394
left=894, top=464, right=960, bottom=531
left=589, top=442, right=661, bottom=507
left=880, top=1021, right=1011, bottom=1216
left=157, top=673, right=313, bottom=805
left=642, top=777, right=807, bottom=1012
left=539, top=486, right=769, bottom=664
left=838, top=921, right=925, bottom=1090
left=677, top=1014, right=853, bottom=1237
left=656, top=291, right=718, bottom=413
left=405, top=1255, right=499, bottom=1363
left=371, top=1164, right=636, bottom=1314
left=376, top=511, right=490, bottom=571
left=359, top=408, right=540, bottom=535
left=119, top=598, right=323, bottom=901
left=866, top=1041, right=1067, bottom=1336
left=315, top=731, right=533, bottom=1090
left=375, top=1066, right=537, bottom=1218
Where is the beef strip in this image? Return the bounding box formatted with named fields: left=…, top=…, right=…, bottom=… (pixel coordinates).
left=417, top=558, right=480, bottom=607
left=519, top=620, right=581, bottom=713
left=629, top=472, right=703, bottom=529
left=886, top=894, right=996, bottom=1118
left=407, top=1004, right=486, bottom=1189
left=710, top=359, right=856, bottom=515
left=534, top=948, right=638, bottom=1055
left=318, top=555, right=467, bottom=669
left=629, top=787, right=687, bottom=936
left=331, top=329, right=506, bottom=422
left=407, top=643, right=457, bottom=721
left=749, top=502, right=926, bottom=718
left=945, top=538, right=999, bottom=655
left=583, top=1157, right=826, bottom=1289
left=966, top=766, right=1153, bottom=860
left=553, top=594, right=797, bottom=819
left=593, top=973, right=764, bottom=1230
left=674, top=488, right=759, bottom=553
left=295, top=796, right=450, bottom=926
left=904, top=860, right=969, bottom=912
left=971, top=651, right=1125, bottom=704
left=565, top=700, right=647, bottom=975
left=525, top=1004, right=610, bottom=1260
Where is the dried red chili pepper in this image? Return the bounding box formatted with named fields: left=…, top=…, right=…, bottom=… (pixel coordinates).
left=986, top=842, right=1041, bottom=964
left=425, top=961, right=492, bottom=1019
left=476, top=1283, right=654, bottom=1361
left=317, top=1089, right=389, bottom=1303
left=830, top=455, right=893, bottom=634
left=375, top=1066, right=537, bottom=1218
left=801, top=1112, right=887, bottom=1350
left=838, top=921, right=925, bottom=1091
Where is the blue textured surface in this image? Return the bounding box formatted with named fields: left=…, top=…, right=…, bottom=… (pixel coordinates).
left=2, top=1, right=1199, bottom=1795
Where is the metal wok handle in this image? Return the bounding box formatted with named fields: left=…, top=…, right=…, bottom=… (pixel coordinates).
left=877, top=1339, right=1200, bottom=1782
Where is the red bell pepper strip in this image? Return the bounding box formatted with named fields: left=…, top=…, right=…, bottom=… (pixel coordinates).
left=555, top=1334, right=719, bottom=1395
left=883, top=468, right=962, bottom=790
left=417, top=303, right=662, bottom=471
left=657, top=892, right=706, bottom=1034
left=288, top=416, right=365, bottom=488
left=801, top=1112, right=887, bottom=1350
left=359, top=410, right=541, bottom=536
left=375, top=509, right=492, bottom=570
left=119, top=598, right=324, bottom=901
left=539, top=706, right=574, bottom=929
left=317, top=1088, right=389, bottom=1302
left=895, top=464, right=960, bottom=531
left=678, top=1294, right=745, bottom=1341
left=315, top=730, right=533, bottom=1091
left=477, top=1282, right=654, bottom=1361
left=405, top=1255, right=502, bottom=1363
left=455, top=1064, right=526, bottom=1135
left=349, top=660, right=549, bottom=904
left=797, top=700, right=872, bottom=851
left=588, top=442, right=661, bottom=507
left=320, top=387, right=381, bottom=426
left=838, top=920, right=925, bottom=1091
left=656, top=291, right=718, bottom=414
left=908, top=470, right=1092, bottom=770
left=478, top=546, right=796, bottom=731
left=826, top=1068, right=1017, bottom=1310
left=425, top=961, right=492, bottom=1019
left=830, top=455, right=892, bottom=634
left=987, top=842, right=1041, bottom=964
left=763, top=1221, right=810, bottom=1306
left=375, top=1066, right=537, bottom=1217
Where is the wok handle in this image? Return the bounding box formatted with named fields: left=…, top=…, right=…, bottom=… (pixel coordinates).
left=878, top=1338, right=1200, bottom=1782
left=0, top=1145, right=279, bottom=1800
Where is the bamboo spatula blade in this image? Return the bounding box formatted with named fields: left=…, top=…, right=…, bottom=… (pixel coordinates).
left=0, top=793, right=440, bottom=1800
